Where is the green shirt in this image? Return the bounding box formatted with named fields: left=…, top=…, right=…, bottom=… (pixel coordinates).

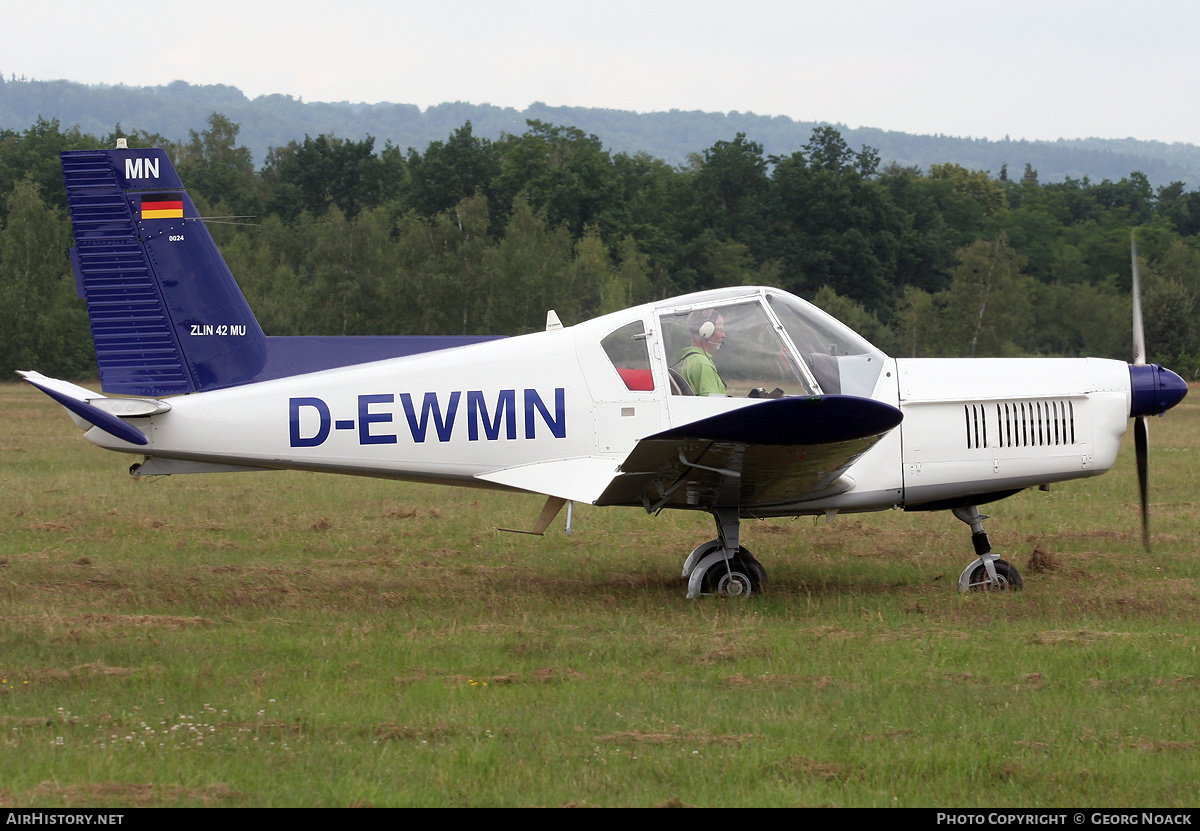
left=677, top=346, right=726, bottom=397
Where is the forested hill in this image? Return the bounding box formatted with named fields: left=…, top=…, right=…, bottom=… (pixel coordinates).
left=5, top=78, right=1200, bottom=388
left=3, top=76, right=1199, bottom=188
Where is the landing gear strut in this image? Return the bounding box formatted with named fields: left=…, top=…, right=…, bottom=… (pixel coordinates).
left=682, top=508, right=768, bottom=598
left=953, top=505, right=1022, bottom=591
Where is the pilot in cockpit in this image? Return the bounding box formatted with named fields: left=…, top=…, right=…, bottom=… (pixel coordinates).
left=674, top=309, right=727, bottom=397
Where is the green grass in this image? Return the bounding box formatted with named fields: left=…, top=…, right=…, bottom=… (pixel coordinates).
left=2, top=381, right=1198, bottom=807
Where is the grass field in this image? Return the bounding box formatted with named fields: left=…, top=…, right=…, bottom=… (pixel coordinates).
left=2, top=380, right=1198, bottom=807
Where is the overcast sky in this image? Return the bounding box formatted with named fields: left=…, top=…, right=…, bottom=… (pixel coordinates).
left=5, top=0, right=1198, bottom=144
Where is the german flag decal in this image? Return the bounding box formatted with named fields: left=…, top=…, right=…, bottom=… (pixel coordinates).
left=140, top=194, right=184, bottom=220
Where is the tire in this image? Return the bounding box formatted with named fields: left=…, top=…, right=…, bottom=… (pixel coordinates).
left=701, top=547, right=768, bottom=597
left=965, top=558, right=1023, bottom=591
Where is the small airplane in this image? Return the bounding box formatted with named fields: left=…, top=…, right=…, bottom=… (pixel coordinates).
left=21, top=144, right=1189, bottom=597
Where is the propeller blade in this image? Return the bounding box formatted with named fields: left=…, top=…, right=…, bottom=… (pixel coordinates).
left=1131, top=234, right=1151, bottom=550
left=1134, top=414, right=1150, bottom=550
left=1131, top=234, right=1146, bottom=366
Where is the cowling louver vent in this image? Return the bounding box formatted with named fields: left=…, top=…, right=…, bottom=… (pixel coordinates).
left=965, top=400, right=1076, bottom=450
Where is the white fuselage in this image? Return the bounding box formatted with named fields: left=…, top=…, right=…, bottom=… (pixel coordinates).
left=78, top=292, right=1136, bottom=518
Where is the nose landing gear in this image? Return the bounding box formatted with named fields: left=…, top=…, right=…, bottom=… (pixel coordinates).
left=953, top=505, right=1023, bottom=591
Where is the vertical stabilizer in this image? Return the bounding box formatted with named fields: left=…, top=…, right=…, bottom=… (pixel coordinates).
left=61, top=148, right=267, bottom=395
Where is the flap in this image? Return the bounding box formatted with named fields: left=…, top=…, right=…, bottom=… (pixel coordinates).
left=475, top=456, right=620, bottom=504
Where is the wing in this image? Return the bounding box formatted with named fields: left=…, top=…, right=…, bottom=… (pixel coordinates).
left=595, top=395, right=902, bottom=512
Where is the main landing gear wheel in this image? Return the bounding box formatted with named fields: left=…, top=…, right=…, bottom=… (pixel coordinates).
left=699, top=548, right=768, bottom=598
left=961, top=558, right=1023, bottom=592
left=683, top=509, right=768, bottom=598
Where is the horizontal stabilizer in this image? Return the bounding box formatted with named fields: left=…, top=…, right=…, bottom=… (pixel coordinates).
left=19, top=371, right=149, bottom=446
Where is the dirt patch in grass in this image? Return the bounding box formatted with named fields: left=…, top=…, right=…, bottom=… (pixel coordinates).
left=774, top=754, right=862, bottom=782
left=25, top=781, right=238, bottom=807
left=1017, top=672, right=1047, bottom=688
left=440, top=667, right=586, bottom=686
left=6, top=663, right=142, bottom=686
left=70, top=662, right=138, bottom=676
left=1128, top=738, right=1200, bottom=752
left=18, top=613, right=214, bottom=630
left=596, top=726, right=754, bottom=746
left=1026, top=548, right=1062, bottom=573
left=381, top=506, right=419, bottom=519
left=1029, top=629, right=1135, bottom=644
left=24, top=521, right=76, bottom=532
left=721, top=673, right=835, bottom=689
left=697, top=644, right=772, bottom=663
left=376, top=721, right=459, bottom=742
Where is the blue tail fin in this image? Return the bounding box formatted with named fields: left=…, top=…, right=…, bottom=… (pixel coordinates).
left=62, top=146, right=505, bottom=396
left=62, top=148, right=268, bottom=395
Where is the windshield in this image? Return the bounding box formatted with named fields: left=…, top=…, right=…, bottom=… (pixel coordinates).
left=766, top=292, right=886, bottom=397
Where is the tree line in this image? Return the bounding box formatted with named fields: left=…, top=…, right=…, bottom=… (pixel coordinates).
left=3, top=113, right=1200, bottom=382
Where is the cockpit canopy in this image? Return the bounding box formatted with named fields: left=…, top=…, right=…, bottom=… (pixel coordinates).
left=596, top=288, right=888, bottom=399
left=649, top=288, right=887, bottom=398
